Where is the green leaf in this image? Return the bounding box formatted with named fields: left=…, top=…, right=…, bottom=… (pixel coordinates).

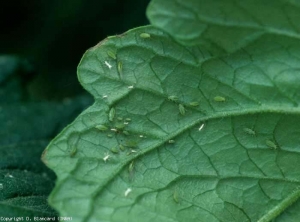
left=147, top=0, right=300, bottom=52
left=44, top=24, right=300, bottom=221
left=0, top=97, right=91, bottom=217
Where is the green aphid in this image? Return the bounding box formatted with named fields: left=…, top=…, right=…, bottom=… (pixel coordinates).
left=110, top=146, right=119, bottom=154
left=168, top=96, right=179, bottom=102
left=107, top=50, right=116, bottom=60
left=109, top=107, right=115, bottom=122
left=266, top=140, right=277, bottom=149
left=189, top=102, right=199, bottom=107
left=179, top=104, right=185, bottom=115
left=214, top=96, right=226, bottom=102
left=125, top=118, right=131, bottom=122
left=129, top=161, right=134, bottom=173
left=118, top=61, right=122, bottom=73
left=140, top=33, right=151, bottom=38
left=168, top=140, right=175, bottom=144
left=125, top=140, right=137, bottom=148
left=95, top=124, right=108, bottom=131
left=123, top=130, right=130, bottom=136
left=243, top=128, right=255, bottom=135
left=69, top=147, right=77, bottom=157
left=119, top=144, right=126, bottom=151
left=107, top=134, right=113, bottom=138
left=173, top=190, right=179, bottom=203
left=115, top=123, right=125, bottom=130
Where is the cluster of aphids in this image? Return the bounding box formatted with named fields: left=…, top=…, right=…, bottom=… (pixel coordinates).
left=93, top=107, right=144, bottom=158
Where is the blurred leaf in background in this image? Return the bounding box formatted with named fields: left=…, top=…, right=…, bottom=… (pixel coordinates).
left=0, top=0, right=150, bottom=100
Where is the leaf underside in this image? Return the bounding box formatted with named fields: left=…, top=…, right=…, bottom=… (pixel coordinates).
left=43, top=18, right=300, bottom=222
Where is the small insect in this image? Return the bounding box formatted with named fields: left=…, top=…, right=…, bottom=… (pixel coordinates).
left=69, top=147, right=77, bottom=157
left=102, top=95, right=108, bottom=98
left=214, top=96, right=226, bottom=102
left=115, top=123, right=125, bottom=130
left=243, top=128, right=255, bottom=135
left=111, top=128, right=118, bottom=132
left=189, top=102, right=199, bottom=107
left=124, top=188, right=132, bottom=197
left=139, top=135, right=144, bottom=138
left=198, top=123, right=205, bottom=131
left=104, top=61, right=112, bottom=69
left=103, top=152, right=111, bottom=162
left=168, top=96, right=179, bottom=102
left=173, top=190, right=179, bottom=203
left=109, top=108, right=115, bottom=122
left=118, top=61, right=122, bottom=73
left=110, top=146, right=119, bottom=154
left=124, top=122, right=129, bottom=125
left=123, top=130, right=130, bottom=136
left=179, top=104, right=186, bottom=115
left=140, top=33, right=151, bottom=38
left=266, top=140, right=277, bottom=149
left=128, top=85, right=134, bottom=89
left=168, top=140, right=175, bottom=144
left=129, top=161, right=134, bottom=173
left=95, top=125, right=108, bottom=131
left=107, top=50, right=116, bottom=60
left=119, top=144, right=125, bottom=151
left=125, top=140, right=137, bottom=148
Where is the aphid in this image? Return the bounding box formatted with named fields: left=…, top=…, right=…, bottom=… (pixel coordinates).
left=243, top=128, right=255, bottom=135
left=111, top=128, right=118, bottom=132
left=124, top=122, right=129, bottom=125
left=139, top=135, right=144, bottom=138
left=104, top=61, right=112, bottom=69
left=125, top=118, right=131, bottom=122
left=102, top=95, right=108, bottom=99
left=118, top=61, right=122, bottom=73
left=173, top=190, right=179, bottom=203
left=140, top=33, right=151, bottom=38
left=125, top=140, right=137, bottom=148
left=110, top=146, right=119, bottom=154
left=123, top=130, right=130, bottom=136
left=95, top=124, right=108, bottom=131
left=107, top=134, right=113, bottom=138
left=168, top=96, right=179, bottom=102
left=168, top=140, right=175, bottom=144
left=124, top=188, right=132, bottom=197
left=266, top=140, right=277, bottom=149
left=103, top=152, right=111, bottom=162
left=189, top=102, right=199, bottom=107
left=129, top=161, right=134, bottom=173
left=179, top=104, right=185, bottom=115
left=109, top=108, right=115, bottom=122
left=107, top=50, right=116, bottom=60
left=69, top=147, right=77, bottom=157
left=115, top=123, right=125, bottom=130
left=128, top=85, right=134, bottom=89
left=119, top=144, right=125, bottom=151
left=198, top=123, right=205, bottom=131
left=214, top=96, right=226, bottom=102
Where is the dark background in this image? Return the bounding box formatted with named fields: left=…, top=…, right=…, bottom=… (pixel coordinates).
left=1, top=0, right=150, bottom=100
